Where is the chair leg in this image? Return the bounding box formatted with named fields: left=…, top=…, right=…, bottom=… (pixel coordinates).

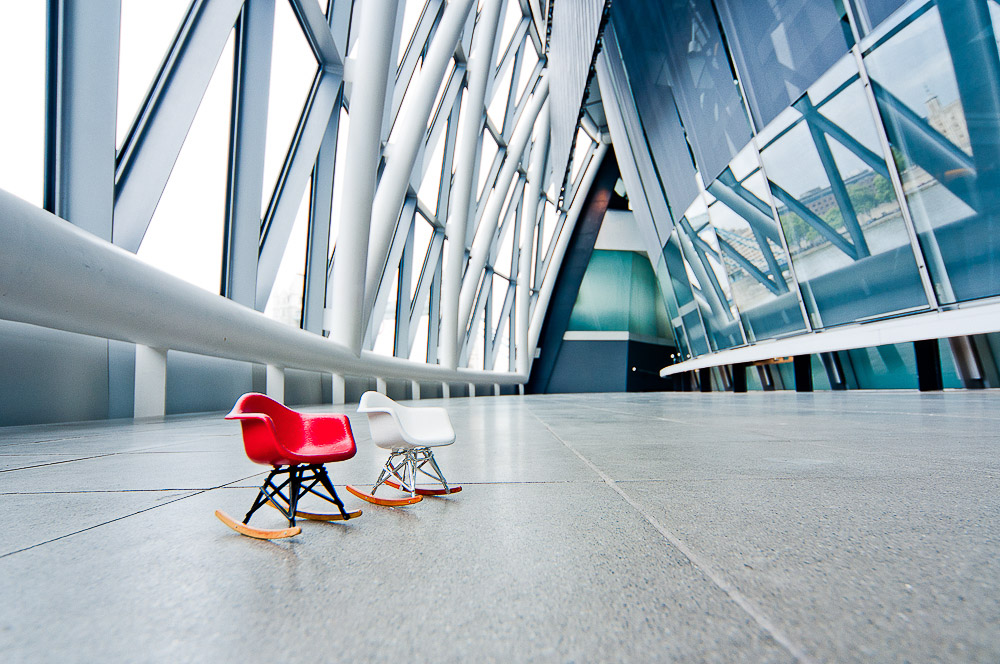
left=287, top=468, right=301, bottom=527
left=244, top=467, right=284, bottom=524
left=313, top=465, right=351, bottom=520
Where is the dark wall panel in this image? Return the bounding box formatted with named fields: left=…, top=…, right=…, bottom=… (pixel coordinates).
left=0, top=320, right=110, bottom=426
left=165, top=352, right=253, bottom=415
left=547, top=340, right=627, bottom=393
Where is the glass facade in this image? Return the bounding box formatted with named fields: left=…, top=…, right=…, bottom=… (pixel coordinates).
left=612, top=0, right=1000, bottom=376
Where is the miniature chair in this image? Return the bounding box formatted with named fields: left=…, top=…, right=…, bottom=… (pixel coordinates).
left=215, top=393, right=361, bottom=539
left=345, top=391, right=461, bottom=506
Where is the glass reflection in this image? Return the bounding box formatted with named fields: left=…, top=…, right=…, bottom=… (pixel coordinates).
left=759, top=55, right=927, bottom=327
left=659, top=231, right=710, bottom=357
left=864, top=2, right=1000, bottom=303
left=675, top=195, right=745, bottom=350
left=705, top=145, right=806, bottom=341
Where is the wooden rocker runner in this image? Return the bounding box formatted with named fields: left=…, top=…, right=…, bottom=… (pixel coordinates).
left=216, top=393, right=361, bottom=539
left=345, top=391, right=461, bottom=506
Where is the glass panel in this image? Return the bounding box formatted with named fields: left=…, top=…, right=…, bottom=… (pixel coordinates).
left=494, top=206, right=516, bottom=278
left=497, top=0, right=523, bottom=67
left=477, top=131, right=499, bottom=200
left=607, top=9, right=700, bottom=215
left=514, top=42, right=539, bottom=107
left=409, top=215, right=434, bottom=300
left=716, top=0, right=851, bottom=128
left=492, top=320, right=511, bottom=371
left=850, top=0, right=908, bottom=35
left=661, top=0, right=753, bottom=183
left=844, top=343, right=918, bottom=388
left=136, top=31, right=235, bottom=294
left=759, top=55, right=927, bottom=327
left=676, top=196, right=745, bottom=351
left=418, top=128, right=446, bottom=213
left=397, top=0, right=426, bottom=67
left=371, top=264, right=399, bottom=356
left=490, top=273, right=508, bottom=332
left=0, top=2, right=46, bottom=206
left=487, top=53, right=515, bottom=128
left=705, top=145, right=807, bottom=341
left=263, top=184, right=310, bottom=326
left=261, top=1, right=319, bottom=216
left=864, top=3, right=1000, bottom=304
left=568, top=129, right=590, bottom=183
left=662, top=228, right=711, bottom=356
left=655, top=249, right=691, bottom=361
left=329, top=108, right=350, bottom=260
left=117, top=0, right=191, bottom=147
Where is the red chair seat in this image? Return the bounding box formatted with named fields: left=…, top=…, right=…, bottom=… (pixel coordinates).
left=225, top=393, right=357, bottom=467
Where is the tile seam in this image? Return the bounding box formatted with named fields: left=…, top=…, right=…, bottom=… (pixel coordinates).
left=529, top=409, right=817, bottom=664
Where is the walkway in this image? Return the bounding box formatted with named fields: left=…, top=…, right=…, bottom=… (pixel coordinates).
left=1, top=392, right=998, bottom=662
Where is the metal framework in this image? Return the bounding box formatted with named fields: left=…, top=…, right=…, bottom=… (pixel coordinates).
left=0, top=0, right=611, bottom=418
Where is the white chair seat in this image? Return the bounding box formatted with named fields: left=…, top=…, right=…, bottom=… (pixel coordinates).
left=358, top=391, right=456, bottom=450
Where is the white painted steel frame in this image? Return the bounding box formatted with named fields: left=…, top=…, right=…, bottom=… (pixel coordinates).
left=3, top=0, right=619, bottom=419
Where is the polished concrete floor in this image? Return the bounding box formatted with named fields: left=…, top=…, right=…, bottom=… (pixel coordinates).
left=1, top=391, right=998, bottom=662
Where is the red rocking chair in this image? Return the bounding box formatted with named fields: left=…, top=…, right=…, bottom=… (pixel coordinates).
left=215, top=393, right=361, bottom=539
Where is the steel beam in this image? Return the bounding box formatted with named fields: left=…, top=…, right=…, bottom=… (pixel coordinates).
left=288, top=0, right=342, bottom=70
left=363, top=0, right=478, bottom=328
left=327, top=0, right=399, bottom=352
left=303, top=101, right=341, bottom=334
left=457, top=80, right=549, bottom=346
left=44, top=0, right=121, bottom=242
left=222, top=0, right=274, bottom=306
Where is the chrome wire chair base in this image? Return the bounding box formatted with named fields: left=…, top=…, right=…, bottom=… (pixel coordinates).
left=372, top=447, right=451, bottom=497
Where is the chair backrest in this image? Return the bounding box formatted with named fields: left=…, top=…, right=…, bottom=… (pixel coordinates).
left=357, top=391, right=455, bottom=448
left=227, top=393, right=304, bottom=464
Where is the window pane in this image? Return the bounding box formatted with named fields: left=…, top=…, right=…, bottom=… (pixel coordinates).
left=0, top=2, right=46, bottom=206
left=661, top=0, right=753, bottom=183
left=760, top=56, right=927, bottom=327
left=136, top=31, right=235, bottom=294
left=864, top=3, right=1000, bottom=304
left=705, top=146, right=807, bottom=340
left=717, top=0, right=851, bottom=127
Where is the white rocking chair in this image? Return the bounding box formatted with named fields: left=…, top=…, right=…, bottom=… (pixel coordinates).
left=345, top=391, right=462, bottom=506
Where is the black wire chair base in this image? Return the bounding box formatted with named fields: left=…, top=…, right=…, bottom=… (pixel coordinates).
left=243, top=464, right=351, bottom=527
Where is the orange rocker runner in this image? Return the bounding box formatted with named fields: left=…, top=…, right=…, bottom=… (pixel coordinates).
left=345, top=391, right=462, bottom=506
left=215, top=393, right=362, bottom=539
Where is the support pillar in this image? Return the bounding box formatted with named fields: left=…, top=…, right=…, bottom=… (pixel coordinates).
left=439, top=0, right=505, bottom=369
left=732, top=363, right=747, bottom=393
left=331, top=373, right=346, bottom=405
left=134, top=345, right=167, bottom=418
left=699, top=367, right=712, bottom=392
left=376, top=377, right=387, bottom=395
left=914, top=338, right=943, bottom=391
left=442, top=383, right=451, bottom=399
left=266, top=364, right=284, bottom=402
left=794, top=355, right=813, bottom=392
left=411, top=380, right=421, bottom=400
left=327, top=0, right=399, bottom=352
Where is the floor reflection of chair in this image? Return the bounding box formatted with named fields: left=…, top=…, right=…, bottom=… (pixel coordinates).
left=215, top=393, right=361, bottom=539
left=345, top=391, right=462, bottom=506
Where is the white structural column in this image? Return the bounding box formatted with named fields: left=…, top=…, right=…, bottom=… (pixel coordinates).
left=528, top=141, right=609, bottom=354
left=266, top=364, right=285, bottom=403
left=457, top=79, right=550, bottom=347
left=362, top=0, right=478, bottom=323
left=327, top=0, right=399, bottom=353
left=439, top=0, right=505, bottom=369
left=515, top=106, right=550, bottom=375
left=134, top=345, right=167, bottom=418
